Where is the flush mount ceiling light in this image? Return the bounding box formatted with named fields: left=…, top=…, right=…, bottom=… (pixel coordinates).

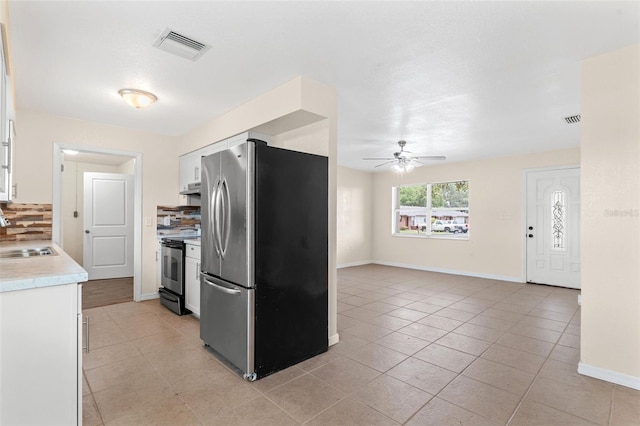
left=62, top=149, right=79, bottom=155
left=118, top=89, right=158, bottom=109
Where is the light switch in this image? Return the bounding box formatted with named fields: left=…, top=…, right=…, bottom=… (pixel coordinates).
left=144, top=217, right=154, bottom=227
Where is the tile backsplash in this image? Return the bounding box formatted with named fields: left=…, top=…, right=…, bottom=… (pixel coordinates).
left=0, top=203, right=53, bottom=242
left=0, top=203, right=203, bottom=242
left=157, top=205, right=201, bottom=236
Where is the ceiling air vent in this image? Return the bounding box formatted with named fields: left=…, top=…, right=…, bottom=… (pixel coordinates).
left=564, top=114, right=581, bottom=124
left=152, top=28, right=210, bottom=61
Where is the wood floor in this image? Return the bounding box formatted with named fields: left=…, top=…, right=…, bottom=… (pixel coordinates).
left=82, top=277, right=133, bottom=310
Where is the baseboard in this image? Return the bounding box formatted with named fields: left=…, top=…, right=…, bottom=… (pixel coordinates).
left=139, top=292, right=159, bottom=302
left=329, top=333, right=340, bottom=346
left=578, top=362, right=640, bottom=390
left=337, top=260, right=373, bottom=269
left=372, top=260, right=523, bottom=283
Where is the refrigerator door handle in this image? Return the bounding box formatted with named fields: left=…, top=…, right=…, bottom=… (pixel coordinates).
left=220, top=177, right=231, bottom=257
left=213, top=177, right=223, bottom=258
left=203, top=278, right=241, bottom=296
left=209, top=175, right=220, bottom=258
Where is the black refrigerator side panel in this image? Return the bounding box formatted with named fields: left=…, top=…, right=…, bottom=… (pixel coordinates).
left=254, top=144, right=328, bottom=378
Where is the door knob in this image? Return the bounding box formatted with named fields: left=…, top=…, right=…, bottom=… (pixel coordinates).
left=85, top=230, right=90, bottom=234
left=528, top=226, right=534, bottom=230
left=528, top=234, right=534, bottom=238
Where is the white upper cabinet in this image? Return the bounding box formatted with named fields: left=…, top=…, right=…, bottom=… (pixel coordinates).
left=178, top=131, right=271, bottom=195
left=0, top=24, right=13, bottom=202
left=179, top=151, right=202, bottom=193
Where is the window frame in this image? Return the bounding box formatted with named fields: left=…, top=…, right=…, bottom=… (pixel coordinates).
left=392, top=180, right=469, bottom=239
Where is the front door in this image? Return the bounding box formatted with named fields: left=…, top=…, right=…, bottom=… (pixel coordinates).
left=83, top=172, right=134, bottom=280
left=526, top=167, right=581, bottom=288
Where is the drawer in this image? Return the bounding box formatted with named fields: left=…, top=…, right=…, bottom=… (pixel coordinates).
left=186, top=244, right=201, bottom=259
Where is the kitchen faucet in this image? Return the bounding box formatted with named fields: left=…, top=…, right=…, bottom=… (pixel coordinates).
left=0, top=207, right=9, bottom=227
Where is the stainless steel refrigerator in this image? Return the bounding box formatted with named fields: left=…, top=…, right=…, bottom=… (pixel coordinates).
left=200, top=138, right=328, bottom=381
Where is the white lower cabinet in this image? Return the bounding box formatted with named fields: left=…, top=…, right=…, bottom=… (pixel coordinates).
left=156, top=239, right=162, bottom=288
left=0, top=283, right=82, bottom=425
left=185, top=242, right=201, bottom=317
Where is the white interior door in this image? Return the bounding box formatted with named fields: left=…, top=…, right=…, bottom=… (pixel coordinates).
left=526, top=168, right=580, bottom=289
left=83, top=172, right=134, bottom=280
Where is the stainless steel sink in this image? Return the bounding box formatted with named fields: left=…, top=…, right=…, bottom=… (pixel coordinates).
left=0, top=247, right=58, bottom=259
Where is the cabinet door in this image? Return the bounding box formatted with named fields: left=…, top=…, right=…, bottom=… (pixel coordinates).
left=77, top=285, right=83, bottom=423
left=188, top=153, right=201, bottom=184
left=185, top=256, right=200, bottom=317
left=0, top=47, right=9, bottom=201
left=179, top=155, right=190, bottom=192
left=0, top=284, right=79, bottom=425
left=201, top=139, right=227, bottom=157
left=156, top=240, right=162, bottom=288
left=179, top=151, right=203, bottom=190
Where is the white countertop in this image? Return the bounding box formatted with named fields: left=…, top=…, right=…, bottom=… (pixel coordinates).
left=0, top=240, right=88, bottom=293
left=185, top=239, right=201, bottom=246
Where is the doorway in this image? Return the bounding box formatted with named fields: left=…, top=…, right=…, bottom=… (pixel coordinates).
left=52, top=143, right=143, bottom=301
left=525, top=167, right=581, bottom=289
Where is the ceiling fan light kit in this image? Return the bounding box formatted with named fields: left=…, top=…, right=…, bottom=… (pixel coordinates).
left=393, top=161, right=415, bottom=173
left=363, top=140, right=446, bottom=173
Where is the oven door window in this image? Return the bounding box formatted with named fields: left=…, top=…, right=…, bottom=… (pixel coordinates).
left=161, top=245, right=183, bottom=295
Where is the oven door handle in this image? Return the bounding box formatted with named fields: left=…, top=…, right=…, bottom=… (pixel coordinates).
left=203, top=278, right=241, bottom=296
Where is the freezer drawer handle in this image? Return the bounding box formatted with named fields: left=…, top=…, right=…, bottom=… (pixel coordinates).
left=203, top=279, right=241, bottom=295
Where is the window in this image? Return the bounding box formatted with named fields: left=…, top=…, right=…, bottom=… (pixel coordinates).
left=393, top=180, right=469, bottom=238
left=551, top=190, right=565, bottom=250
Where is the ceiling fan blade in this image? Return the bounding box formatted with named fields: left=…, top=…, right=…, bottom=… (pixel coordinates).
left=374, top=160, right=396, bottom=168
left=363, top=157, right=395, bottom=160
left=413, top=155, right=447, bottom=160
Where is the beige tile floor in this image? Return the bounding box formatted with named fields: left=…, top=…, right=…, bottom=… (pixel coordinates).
left=82, top=265, right=640, bottom=425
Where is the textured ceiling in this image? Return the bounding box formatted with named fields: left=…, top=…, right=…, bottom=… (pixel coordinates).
left=8, top=1, right=640, bottom=171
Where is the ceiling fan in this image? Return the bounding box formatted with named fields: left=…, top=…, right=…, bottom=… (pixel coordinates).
left=363, top=140, right=446, bottom=172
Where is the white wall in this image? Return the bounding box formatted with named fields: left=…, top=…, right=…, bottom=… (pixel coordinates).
left=180, top=76, right=324, bottom=155
left=337, top=166, right=373, bottom=267
left=580, top=44, right=640, bottom=387
left=13, top=109, right=180, bottom=297
left=371, top=148, right=580, bottom=280
left=61, top=160, right=124, bottom=265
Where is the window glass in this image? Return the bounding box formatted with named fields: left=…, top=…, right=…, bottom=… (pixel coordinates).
left=393, top=181, right=469, bottom=238
left=551, top=190, right=565, bottom=250
left=396, top=184, right=427, bottom=235
left=430, top=181, right=469, bottom=236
